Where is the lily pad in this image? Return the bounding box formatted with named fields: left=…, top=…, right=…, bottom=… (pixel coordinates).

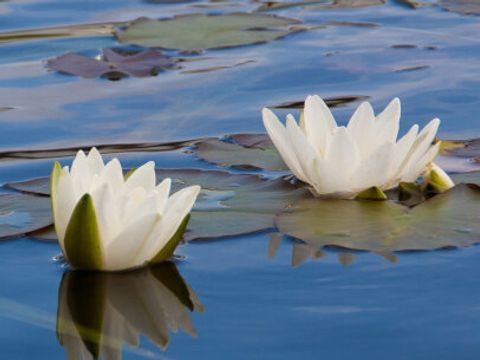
left=195, top=136, right=287, bottom=170
left=275, top=184, right=480, bottom=253
left=7, top=169, right=307, bottom=242
left=437, top=0, right=480, bottom=15
left=0, top=192, right=52, bottom=240
left=0, top=22, right=119, bottom=44
left=47, top=48, right=174, bottom=80
left=440, top=138, right=480, bottom=158
left=155, top=169, right=308, bottom=240
left=115, top=13, right=302, bottom=51
left=307, top=0, right=385, bottom=9
left=271, top=95, right=369, bottom=109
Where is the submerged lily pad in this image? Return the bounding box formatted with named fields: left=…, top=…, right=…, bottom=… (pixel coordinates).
left=47, top=48, right=174, bottom=80
left=275, top=184, right=480, bottom=253
left=0, top=192, right=52, bottom=239
left=115, top=13, right=302, bottom=51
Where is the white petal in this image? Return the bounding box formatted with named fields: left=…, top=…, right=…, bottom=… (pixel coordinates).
left=262, top=108, right=307, bottom=181
left=133, top=185, right=200, bottom=266
left=90, top=183, right=118, bottom=246
left=104, top=213, right=158, bottom=271
left=303, top=95, right=336, bottom=156
left=86, top=147, right=104, bottom=176
left=155, top=178, right=172, bottom=215
left=70, top=150, right=90, bottom=196
left=376, top=98, right=400, bottom=143
left=100, top=158, right=124, bottom=195
left=353, top=142, right=395, bottom=191
left=346, top=102, right=376, bottom=158
left=285, top=115, right=319, bottom=184
left=389, top=124, right=419, bottom=184
left=402, top=142, right=441, bottom=182
left=125, top=161, right=156, bottom=193
left=53, top=168, right=76, bottom=249
left=404, top=118, right=440, bottom=167
left=327, top=126, right=360, bottom=181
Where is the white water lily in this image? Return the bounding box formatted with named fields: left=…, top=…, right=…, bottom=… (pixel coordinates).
left=50, top=148, right=200, bottom=271
left=262, top=95, right=454, bottom=198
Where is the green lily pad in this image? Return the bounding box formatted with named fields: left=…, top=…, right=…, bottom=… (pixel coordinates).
left=115, top=13, right=302, bottom=51
left=275, top=184, right=480, bottom=253
left=0, top=192, right=52, bottom=240
left=7, top=168, right=307, bottom=242
left=155, top=169, right=308, bottom=240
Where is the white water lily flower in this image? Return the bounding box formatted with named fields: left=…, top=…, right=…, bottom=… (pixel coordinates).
left=263, top=95, right=453, bottom=198
left=50, top=148, right=200, bottom=271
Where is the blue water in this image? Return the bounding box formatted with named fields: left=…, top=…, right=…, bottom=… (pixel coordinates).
left=1, top=0, right=480, bottom=358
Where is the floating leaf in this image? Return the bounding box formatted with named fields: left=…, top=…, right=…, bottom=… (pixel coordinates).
left=271, top=95, right=369, bottom=109
left=307, top=0, right=385, bottom=9
left=195, top=137, right=287, bottom=170
left=0, top=192, right=52, bottom=240
left=440, top=138, right=480, bottom=158
left=47, top=48, right=174, bottom=80
left=155, top=169, right=308, bottom=240
left=4, top=177, right=51, bottom=196
left=9, top=169, right=307, bottom=242
left=275, top=184, right=480, bottom=252
left=115, top=13, right=302, bottom=51
left=437, top=0, right=480, bottom=15
left=0, top=137, right=202, bottom=161
left=0, top=22, right=119, bottom=44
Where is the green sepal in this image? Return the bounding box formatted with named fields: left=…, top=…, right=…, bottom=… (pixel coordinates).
left=149, top=214, right=190, bottom=265
left=355, top=187, right=387, bottom=201
left=50, top=161, right=62, bottom=221
left=64, top=194, right=104, bottom=271
left=427, top=168, right=453, bottom=194
left=124, top=167, right=137, bottom=180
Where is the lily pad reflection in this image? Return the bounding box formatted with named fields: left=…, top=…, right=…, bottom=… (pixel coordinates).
left=57, top=262, right=203, bottom=359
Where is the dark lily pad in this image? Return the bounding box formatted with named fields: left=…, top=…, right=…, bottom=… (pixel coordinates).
left=307, top=0, right=385, bottom=9
left=4, top=177, right=51, bottom=196
left=46, top=48, right=174, bottom=80
left=115, top=13, right=302, bottom=51
left=195, top=136, right=287, bottom=170
left=8, top=168, right=307, bottom=242
left=271, top=95, right=369, bottom=109
left=437, top=0, right=480, bottom=15
left=275, top=184, right=480, bottom=253
left=0, top=137, right=202, bottom=161
left=0, top=192, right=52, bottom=240
left=0, top=22, right=120, bottom=44
left=155, top=169, right=308, bottom=240
left=440, top=138, right=480, bottom=158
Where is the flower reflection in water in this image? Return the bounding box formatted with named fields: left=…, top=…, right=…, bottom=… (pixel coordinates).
left=56, top=262, right=204, bottom=359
